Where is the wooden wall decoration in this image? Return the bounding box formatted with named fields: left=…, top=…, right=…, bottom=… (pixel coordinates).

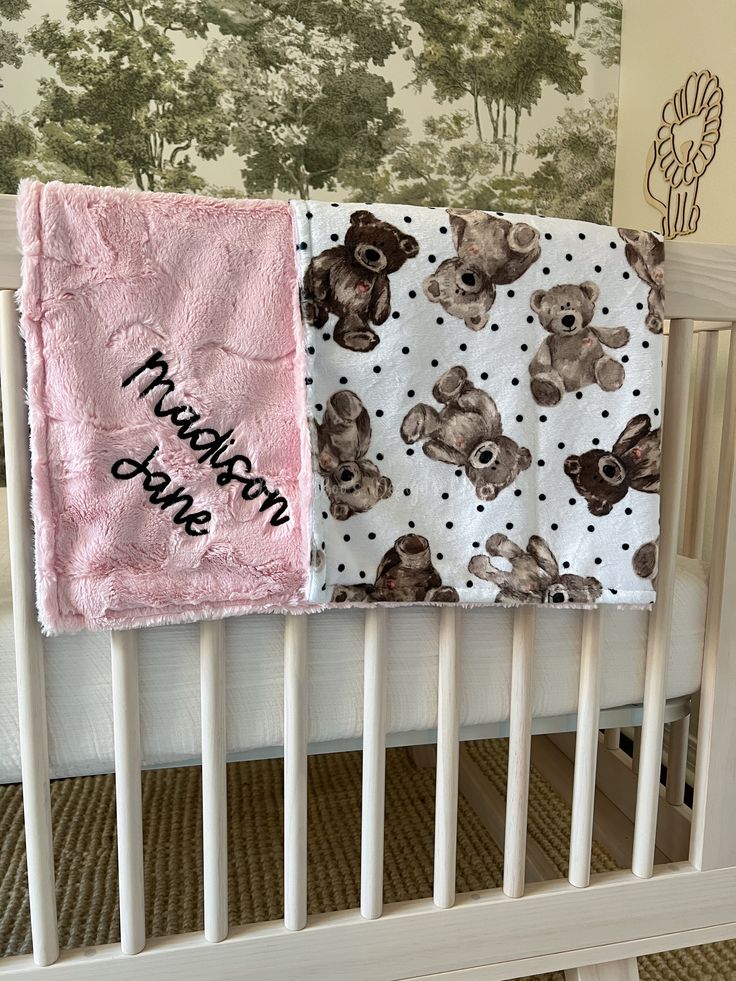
left=644, top=70, right=723, bottom=238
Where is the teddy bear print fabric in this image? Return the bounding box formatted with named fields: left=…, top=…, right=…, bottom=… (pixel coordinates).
left=291, top=200, right=664, bottom=608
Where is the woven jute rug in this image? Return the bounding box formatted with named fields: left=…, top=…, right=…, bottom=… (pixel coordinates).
left=1, top=739, right=735, bottom=979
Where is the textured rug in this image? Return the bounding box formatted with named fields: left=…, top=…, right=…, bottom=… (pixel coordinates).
left=1, top=739, right=735, bottom=979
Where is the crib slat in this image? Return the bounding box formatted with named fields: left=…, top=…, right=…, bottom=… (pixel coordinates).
left=434, top=607, right=460, bottom=909
left=361, top=608, right=388, bottom=920
left=632, top=318, right=694, bottom=879
left=569, top=610, right=603, bottom=888
left=110, top=630, right=145, bottom=954
left=665, top=715, right=690, bottom=807
left=684, top=329, right=721, bottom=557
left=504, top=606, right=535, bottom=899
left=200, top=620, right=228, bottom=942
left=284, top=614, right=308, bottom=931
left=0, top=291, right=59, bottom=966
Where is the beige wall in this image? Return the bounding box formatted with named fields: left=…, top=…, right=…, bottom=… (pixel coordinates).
left=613, top=0, right=735, bottom=244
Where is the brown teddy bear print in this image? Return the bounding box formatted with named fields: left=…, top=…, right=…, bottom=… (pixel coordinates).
left=400, top=365, right=531, bottom=501
left=423, top=209, right=541, bottom=330
left=528, top=282, right=631, bottom=406
left=315, top=390, right=393, bottom=520
left=468, top=533, right=603, bottom=605
left=564, top=414, right=660, bottom=516
left=331, top=534, right=460, bottom=604
left=633, top=538, right=659, bottom=586
left=302, top=209, right=419, bottom=352
left=618, top=228, right=665, bottom=334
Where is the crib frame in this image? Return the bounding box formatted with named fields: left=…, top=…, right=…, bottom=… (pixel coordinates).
left=0, top=192, right=735, bottom=981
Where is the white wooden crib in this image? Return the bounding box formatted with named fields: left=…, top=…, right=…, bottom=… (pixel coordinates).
left=0, top=192, right=735, bottom=981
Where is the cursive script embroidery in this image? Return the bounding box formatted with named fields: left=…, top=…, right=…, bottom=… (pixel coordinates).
left=121, top=351, right=291, bottom=526
left=111, top=446, right=212, bottom=536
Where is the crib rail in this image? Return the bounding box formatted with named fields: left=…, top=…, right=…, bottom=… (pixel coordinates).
left=632, top=319, right=693, bottom=878
left=2, top=246, right=736, bottom=978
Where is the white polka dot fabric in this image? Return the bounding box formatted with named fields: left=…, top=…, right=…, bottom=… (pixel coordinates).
left=291, top=201, right=663, bottom=608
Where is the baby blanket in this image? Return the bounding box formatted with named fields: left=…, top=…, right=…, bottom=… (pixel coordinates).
left=292, top=201, right=664, bottom=608
left=17, top=180, right=664, bottom=632
left=18, top=180, right=311, bottom=633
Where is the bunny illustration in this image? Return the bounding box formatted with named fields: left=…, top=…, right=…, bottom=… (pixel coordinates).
left=564, top=414, right=660, bottom=516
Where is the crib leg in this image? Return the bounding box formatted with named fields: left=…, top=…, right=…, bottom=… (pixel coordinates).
left=565, top=956, right=640, bottom=980
left=666, top=715, right=690, bottom=806
left=603, top=727, right=620, bottom=751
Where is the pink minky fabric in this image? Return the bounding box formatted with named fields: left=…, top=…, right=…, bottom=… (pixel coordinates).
left=17, top=180, right=311, bottom=633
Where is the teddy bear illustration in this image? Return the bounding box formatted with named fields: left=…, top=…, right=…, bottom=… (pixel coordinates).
left=315, top=390, right=393, bottom=520
left=423, top=209, right=541, bottom=330
left=564, top=414, right=661, bottom=516
left=528, top=281, right=630, bottom=406
left=400, top=366, right=531, bottom=501
left=310, top=544, right=325, bottom=573
left=468, top=533, right=603, bottom=605
left=618, top=228, right=665, bottom=334
left=633, top=537, right=659, bottom=587
left=331, top=534, right=460, bottom=604
left=302, top=209, right=419, bottom=352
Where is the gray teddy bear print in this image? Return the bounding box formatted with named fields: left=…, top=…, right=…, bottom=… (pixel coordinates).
left=331, top=533, right=460, bottom=604
left=618, top=228, right=665, bottom=334
left=633, top=537, right=659, bottom=586
left=302, top=209, right=419, bottom=353
left=314, top=390, right=393, bottom=520
left=400, top=365, right=531, bottom=501
left=423, top=209, right=541, bottom=330
left=564, top=414, right=660, bottom=516
left=468, top=533, right=603, bottom=605
left=528, top=281, right=630, bottom=406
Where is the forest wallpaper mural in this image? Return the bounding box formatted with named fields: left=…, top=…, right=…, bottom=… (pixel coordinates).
left=0, top=0, right=621, bottom=220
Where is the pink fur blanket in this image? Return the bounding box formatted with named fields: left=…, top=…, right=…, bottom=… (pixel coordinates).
left=17, top=180, right=311, bottom=633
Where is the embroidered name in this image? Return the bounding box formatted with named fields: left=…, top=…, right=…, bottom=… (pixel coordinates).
left=111, top=446, right=212, bottom=537
left=121, top=351, right=291, bottom=527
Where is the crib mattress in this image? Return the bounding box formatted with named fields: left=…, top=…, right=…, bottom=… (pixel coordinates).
left=0, top=489, right=706, bottom=782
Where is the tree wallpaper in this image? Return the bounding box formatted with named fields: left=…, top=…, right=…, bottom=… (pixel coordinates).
left=0, top=0, right=621, bottom=222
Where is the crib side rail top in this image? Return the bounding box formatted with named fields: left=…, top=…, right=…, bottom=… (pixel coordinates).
left=1, top=192, right=736, bottom=321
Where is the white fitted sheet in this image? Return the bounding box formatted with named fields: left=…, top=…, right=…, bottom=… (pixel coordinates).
left=0, top=491, right=707, bottom=782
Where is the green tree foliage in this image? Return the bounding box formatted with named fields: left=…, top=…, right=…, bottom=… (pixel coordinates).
left=569, top=0, right=582, bottom=34
left=0, top=104, right=35, bottom=192
left=205, top=0, right=404, bottom=66
left=26, top=1, right=230, bottom=191
left=530, top=95, right=617, bottom=223
left=5, top=0, right=618, bottom=225
left=344, top=112, right=499, bottom=208
left=345, top=113, right=539, bottom=214
left=403, top=0, right=584, bottom=174
left=208, top=1, right=407, bottom=198
left=579, top=0, right=622, bottom=69
left=0, top=0, right=29, bottom=82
